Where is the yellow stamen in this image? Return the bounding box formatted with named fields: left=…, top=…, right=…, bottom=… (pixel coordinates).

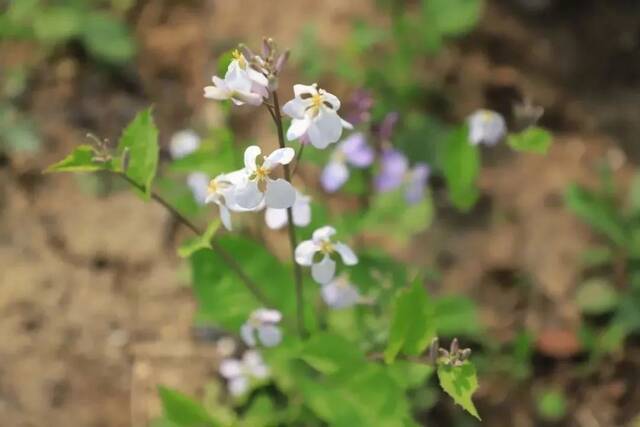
left=320, top=240, right=334, bottom=255
left=232, top=49, right=247, bottom=69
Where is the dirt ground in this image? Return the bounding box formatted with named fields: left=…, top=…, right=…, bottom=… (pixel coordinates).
left=1, top=0, right=639, bottom=426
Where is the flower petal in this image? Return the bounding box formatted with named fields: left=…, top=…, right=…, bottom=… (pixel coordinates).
left=295, top=240, right=319, bottom=266
left=264, top=147, right=295, bottom=169
left=243, top=145, right=262, bottom=171
left=334, top=242, right=358, bottom=265
left=265, top=207, right=287, bottom=230
left=307, top=109, right=343, bottom=149
left=312, top=226, right=336, bottom=242
left=265, top=179, right=296, bottom=209
left=375, top=149, right=408, bottom=192
left=321, top=91, right=341, bottom=110
left=321, top=280, right=360, bottom=309
left=292, top=196, right=312, bottom=227
left=204, top=84, right=230, bottom=100
left=254, top=308, right=282, bottom=323
left=286, top=118, right=311, bottom=141
left=257, top=325, right=282, bottom=347
left=293, top=83, right=318, bottom=98
left=235, top=181, right=264, bottom=210
left=219, top=358, right=242, bottom=378
left=312, top=255, right=336, bottom=284
left=320, top=159, right=349, bottom=193
left=341, top=133, right=374, bottom=168
left=283, top=98, right=307, bottom=119
left=247, top=67, right=269, bottom=87
left=240, top=323, right=256, bottom=347
left=219, top=204, right=233, bottom=231
left=233, top=90, right=264, bottom=106
left=169, top=130, right=200, bottom=159
left=229, top=376, right=249, bottom=396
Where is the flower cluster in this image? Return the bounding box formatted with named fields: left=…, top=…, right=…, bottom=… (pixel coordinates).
left=319, top=105, right=431, bottom=205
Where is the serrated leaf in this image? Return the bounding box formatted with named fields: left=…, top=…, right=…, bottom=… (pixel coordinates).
left=437, top=362, right=481, bottom=420
left=384, top=277, right=436, bottom=363
left=439, top=125, right=480, bottom=211
left=178, top=220, right=220, bottom=258
left=117, top=108, right=158, bottom=198
left=508, top=126, right=553, bottom=154
left=45, top=145, right=115, bottom=173
left=158, top=386, right=218, bottom=427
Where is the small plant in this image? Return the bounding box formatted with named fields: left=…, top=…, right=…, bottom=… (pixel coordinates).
left=46, top=34, right=552, bottom=425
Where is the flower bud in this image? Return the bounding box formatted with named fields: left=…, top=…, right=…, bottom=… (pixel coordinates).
left=275, top=50, right=290, bottom=74
left=450, top=338, right=459, bottom=355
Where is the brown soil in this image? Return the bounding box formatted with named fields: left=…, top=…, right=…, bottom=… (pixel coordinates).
left=1, top=0, right=639, bottom=426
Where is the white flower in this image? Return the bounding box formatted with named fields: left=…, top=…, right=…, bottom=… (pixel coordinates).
left=295, top=226, right=358, bottom=284
left=283, top=84, right=353, bottom=149
left=240, top=308, right=283, bottom=348
left=234, top=145, right=296, bottom=210
left=169, top=130, right=200, bottom=159
left=219, top=350, right=269, bottom=397
left=204, top=50, right=269, bottom=106
left=468, top=109, right=507, bottom=146
left=204, top=170, right=246, bottom=230
left=321, top=276, right=360, bottom=309
left=186, top=172, right=210, bottom=205
left=265, top=190, right=311, bottom=230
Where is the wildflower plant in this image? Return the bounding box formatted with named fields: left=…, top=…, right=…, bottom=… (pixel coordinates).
left=46, top=36, right=553, bottom=425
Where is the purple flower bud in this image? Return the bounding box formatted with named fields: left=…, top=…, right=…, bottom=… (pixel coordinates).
left=275, top=50, right=290, bottom=74
left=346, top=89, right=374, bottom=126
left=379, top=112, right=399, bottom=141
left=405, top=163, right=430, bottom=204
left=374, top=148, right=407, bottom=192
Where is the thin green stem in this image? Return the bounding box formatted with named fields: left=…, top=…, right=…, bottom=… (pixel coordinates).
left=117, top=173, right=274, bottom=308
left=271, top=91, right=306, bottom=338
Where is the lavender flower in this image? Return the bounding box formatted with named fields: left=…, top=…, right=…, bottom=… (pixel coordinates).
left=468, top=109, right=507, bottom=146
left=321, top=133, right=374, bottom=192
left=374, top=148, right=408, bottom=192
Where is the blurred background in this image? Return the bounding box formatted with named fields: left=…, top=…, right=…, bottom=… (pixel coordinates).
left=2, top=0, right=640, bottom=426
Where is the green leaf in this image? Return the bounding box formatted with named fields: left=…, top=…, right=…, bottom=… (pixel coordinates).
left=117, top=108, right=159, bottom=198
left=422, top=0, right=482, bottom=37
left=576, top=277, right=619, bottom=315
left=434, top=295, right=482, bottom=337
left=384, top=277, right=436, bottom=363
left=190, top=235, right=314, bottom=331
left=565, top=184, right=628, bottom=247
left=507, top=126, right=553, bottom=154
left=178, top=220, right=221, bottom=258
left=439, top=125, right=480, bottom=211
left=360, top=188, right=434, bottom=243
left=300, top=332, right=366, bottom=375
left=45, top=145, right=114, bottom=173
left=158, top=386, right=218, bottom=427
left=437, top=362, right=481, bottom=420
left=536, top=389, right=567, bottom=422
left=33, top=6, right=82, bottom=43
left=629, top=173, right=640, bottom=215
left=82, top=12, right=135, bottom=64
